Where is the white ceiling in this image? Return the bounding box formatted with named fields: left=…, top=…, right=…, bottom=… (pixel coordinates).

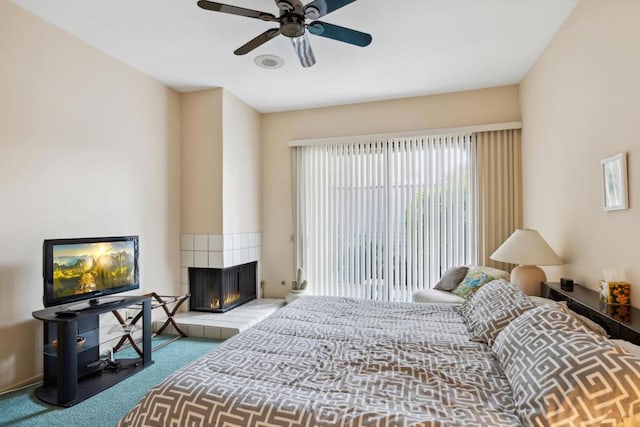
left=11, top=0, right=577, bottom=113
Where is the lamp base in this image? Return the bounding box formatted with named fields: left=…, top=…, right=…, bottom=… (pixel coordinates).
left=510, top=265, right=547, bottom=296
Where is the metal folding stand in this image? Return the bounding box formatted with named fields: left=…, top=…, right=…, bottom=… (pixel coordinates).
left=112, top=292, right=190, bottom=355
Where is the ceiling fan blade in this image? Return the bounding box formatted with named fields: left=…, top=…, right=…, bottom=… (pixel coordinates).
left=290, top=33, right=316, bottom=68
left=303, top=0, right=357, bottom=19
left=234, top=28, right=281, bottom=55
left=308, top=21, right=372, bottom=47
left=197, top=0, right=277, bottom=22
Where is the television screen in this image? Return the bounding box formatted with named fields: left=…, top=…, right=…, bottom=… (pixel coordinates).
left=43, top=236, right=139, bottom=308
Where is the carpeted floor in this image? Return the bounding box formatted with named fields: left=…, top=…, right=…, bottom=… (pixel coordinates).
left=0, top=336, right=220, bottom=427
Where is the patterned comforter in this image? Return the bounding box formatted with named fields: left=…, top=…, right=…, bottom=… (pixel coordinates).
left=119, top=296, right=520, bottom=426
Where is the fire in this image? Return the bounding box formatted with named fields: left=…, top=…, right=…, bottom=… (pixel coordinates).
left=210, top=292, right=241, bottom=309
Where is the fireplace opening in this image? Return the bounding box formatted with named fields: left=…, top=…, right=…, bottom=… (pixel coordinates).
left=189, top=262, right=257, bottom=313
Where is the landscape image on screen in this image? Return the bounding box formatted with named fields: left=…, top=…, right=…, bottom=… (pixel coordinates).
left=52, top=241, right=136, bottom=298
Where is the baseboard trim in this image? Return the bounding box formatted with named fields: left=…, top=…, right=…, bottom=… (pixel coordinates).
left=0, top=374, right=42, bottom=396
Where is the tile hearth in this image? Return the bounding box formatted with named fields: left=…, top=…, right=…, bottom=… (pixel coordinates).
left=153, top=298, right=284, bottom=340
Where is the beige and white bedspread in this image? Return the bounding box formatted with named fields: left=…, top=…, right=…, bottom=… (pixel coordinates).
left=118, top=296, right=520, bottom=426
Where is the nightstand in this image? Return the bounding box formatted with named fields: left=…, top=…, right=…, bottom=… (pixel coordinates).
left=541, top=282, right=640, bottom=345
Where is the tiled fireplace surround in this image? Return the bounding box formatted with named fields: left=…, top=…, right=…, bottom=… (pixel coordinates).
left=160, top=232, right=283, bottom=340
left=179, top=232, right=263, bottom=297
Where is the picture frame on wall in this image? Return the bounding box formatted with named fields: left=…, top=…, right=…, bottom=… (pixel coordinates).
left=601, top=152, right=628, bottom=211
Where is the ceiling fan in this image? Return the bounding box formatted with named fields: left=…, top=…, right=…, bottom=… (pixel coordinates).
left=197, top=0, right=372, bottom=68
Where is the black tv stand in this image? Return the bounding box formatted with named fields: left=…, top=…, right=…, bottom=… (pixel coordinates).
left=66, top=297, right=126, bottom=312
left=88, top=296, right=125, bottom=307
left=32, top=295, right=153, bottom=407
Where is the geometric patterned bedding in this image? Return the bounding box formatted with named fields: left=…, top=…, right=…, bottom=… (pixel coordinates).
left=494, top=304, right=640, bottom=425
left=118, top=296, right=521, bottom=426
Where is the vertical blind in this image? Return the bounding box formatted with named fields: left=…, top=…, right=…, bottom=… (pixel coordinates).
left=296, top=133, right=475, bottom=301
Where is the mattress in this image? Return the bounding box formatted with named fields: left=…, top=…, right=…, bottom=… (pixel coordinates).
left=118, top=296, right=520, bottom=426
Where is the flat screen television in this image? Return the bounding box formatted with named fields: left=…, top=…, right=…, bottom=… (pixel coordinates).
left=43, top=235, right=139, bottom=309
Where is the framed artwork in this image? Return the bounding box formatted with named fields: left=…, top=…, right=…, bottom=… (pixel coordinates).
left=601, top=152, right=628, bottom=211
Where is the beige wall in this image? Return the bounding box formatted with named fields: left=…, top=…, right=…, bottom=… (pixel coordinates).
left=0, top=2, right=181, bottom=391
left=181, top=89, right=223, bottom=234
left=520, top=0, right=640, bottom=305
left=261, top=86, right=522, bottom=297
left=222, top=90, right=261, bottom=233
left=181, top=88, right=261, bottom=234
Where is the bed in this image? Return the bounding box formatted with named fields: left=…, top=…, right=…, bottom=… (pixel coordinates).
left=119, top=280, right=640, bottom=426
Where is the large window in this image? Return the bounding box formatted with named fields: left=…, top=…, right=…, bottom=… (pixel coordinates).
left=295, top=133, right=475, bottom=301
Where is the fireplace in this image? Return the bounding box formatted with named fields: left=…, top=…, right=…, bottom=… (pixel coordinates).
left=189, top=262, right=257, bottom=312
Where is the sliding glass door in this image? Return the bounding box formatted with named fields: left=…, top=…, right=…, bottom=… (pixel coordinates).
left=296, top=133, right=475, bottom=301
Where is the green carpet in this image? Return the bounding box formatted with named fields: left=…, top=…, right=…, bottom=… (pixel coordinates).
left=0, top=336, right=221, bottom=427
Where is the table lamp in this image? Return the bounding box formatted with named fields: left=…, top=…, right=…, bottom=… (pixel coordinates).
left=490, top=229, right=563, bottom=296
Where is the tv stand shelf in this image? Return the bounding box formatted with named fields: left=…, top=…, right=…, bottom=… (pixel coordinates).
left=32, top=295, right=153, bottom=407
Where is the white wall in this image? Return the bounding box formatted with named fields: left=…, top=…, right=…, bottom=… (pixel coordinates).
left=261, top=86, right=522, bottom=297
left=222, top=90, right=262, bottom=234
left=181, top=89, right=224, bottom=234
left=180, top=88, right=261, bottom=235
left=520, top=0, right=640, bottom=305
left=0, top=2, right=181, bottom=391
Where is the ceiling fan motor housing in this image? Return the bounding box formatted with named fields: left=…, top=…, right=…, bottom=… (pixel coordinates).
left=280, top=14, right=306, bottom=38
left=196, top=0, right=372, bottom=67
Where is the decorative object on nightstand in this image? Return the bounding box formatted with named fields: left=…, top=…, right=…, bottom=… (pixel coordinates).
left=560, top=277, right=574, bottom=291
left=600, top=281, right=631, bottom=305
left=599, top=268, right=631, bottom=306
left=490, top=229, right=563, bottom=296
left=541, top=282, right=639, bottom=342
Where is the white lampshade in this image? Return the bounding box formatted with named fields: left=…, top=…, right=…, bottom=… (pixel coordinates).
left=490, top=229, right=562, bottom=296
left=490, top=229, right=563, bottom=266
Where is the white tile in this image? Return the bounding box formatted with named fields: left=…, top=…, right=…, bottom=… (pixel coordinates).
left=255, top=233, right=262, bottom=246
left=248, top=233, right=256, bottom=248
left=202, top=319, right=236, bottom=328
left=220, top=313, right=255, bottom=321
left=209, top=234, right=223, bottom=251
left=223, top=250, right=233, bottom=268
left=181, top=250, right=194, bottom=267
left=232, top=249, right=247, bottom=266
left=189, top=318, right=222, bottom=326
left=248, top=247, right=257, bottom=262
left=204, top=326, right=221, bottom=340
left=194, top=251, right=209, bottom=268
left=232, top=250, right=241, bottom=266
left=233, top=233, right=250, bottom=249
left=181, top=234, right=194, bottom=250
left=188, top=324, right=205, bottom=338
left=223, top=234, right=234, bottom=250
left=194, top=234, right=208, bottom=251
left=181, top=267, right=189, bottom=285
left=232, top=234, right=242, bottom=249
left=209, top=251, right=223, bottom=268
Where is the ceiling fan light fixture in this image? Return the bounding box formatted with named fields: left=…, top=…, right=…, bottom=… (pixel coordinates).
left=280, top=15, right=306, bottom=38
left=254, top=54, right=284, bottom=69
